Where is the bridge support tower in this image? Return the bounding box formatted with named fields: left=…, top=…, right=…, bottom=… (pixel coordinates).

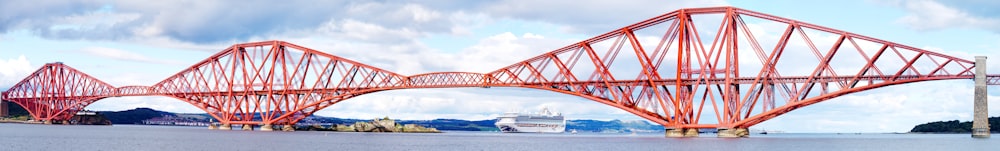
left=717, top=128, right=749, bottom=138
left=261, top=124, right=274, bottom=131
left=973, top=56, right=990, bottom=138
left=219, top=124, right=232, bottom=130
left=665, top=128, right=699, bottom=137
left=0, top=100, right=7, bottom=117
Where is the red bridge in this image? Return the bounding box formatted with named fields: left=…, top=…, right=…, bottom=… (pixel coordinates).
left=2, top=7, right=998, bottom=136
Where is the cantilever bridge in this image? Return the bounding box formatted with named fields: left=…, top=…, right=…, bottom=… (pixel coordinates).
left=2, top=7, right=999, bottom=136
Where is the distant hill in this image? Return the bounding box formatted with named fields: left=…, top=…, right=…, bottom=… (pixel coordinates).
left=910, top=117, right=1000, bottom=133
left=98, top=108, right=177, bottom=124
left=4, top=106, right=665, bottom=132
left=398, top=119, right=499, bottom=131
left=567, top=119, right=664, bottom=133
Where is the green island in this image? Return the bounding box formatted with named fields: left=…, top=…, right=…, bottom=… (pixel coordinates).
left=910, top=117, right=1000, bottom=133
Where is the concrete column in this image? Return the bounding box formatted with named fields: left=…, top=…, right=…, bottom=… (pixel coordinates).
left=973, top=56, right=990, bottom=138
left=665, top=128, right=684, bottom=137
left=0, top=100, right=8, bottom=117
left=683, top=128, right=699, bottom=137
left=665, top=128, right=698, bottom=137
left=282, top=125, right=295, bottom=132
left=261, top=124, right=274, bottom=131
left=219, top=124, right=232, bottom=130
left=241, top=124, right=254, bottom=131
left=717, top=128, right=749, bottom=138
left=207, top=123, right=218, bottom=130
left=43, top=120, right=53, bottom=125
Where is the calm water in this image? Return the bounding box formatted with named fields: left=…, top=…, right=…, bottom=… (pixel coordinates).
left=1, top=123, right=997, bottom=151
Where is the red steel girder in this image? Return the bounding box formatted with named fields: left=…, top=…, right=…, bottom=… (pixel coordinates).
left=988, top=75, right=1000, bottom=85
left=149, top=41, right=406, bottom=125
left=1, top=7, right=996, bottom=130
left=481, top=6, right=980, bottom=129
left=2, top=63, right=115, bottom=122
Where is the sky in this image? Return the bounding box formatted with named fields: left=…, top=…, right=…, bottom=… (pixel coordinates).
left=1, top=0, right=999, bottom=133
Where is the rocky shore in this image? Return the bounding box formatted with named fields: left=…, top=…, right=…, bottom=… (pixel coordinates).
left=298, top=117, right=440, bottom=133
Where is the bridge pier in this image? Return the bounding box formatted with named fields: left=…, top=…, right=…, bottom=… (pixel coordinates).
left=665, top=128, right=699, bottom=137
left=241, top=124, right=254, bottom=131
left=0, top=100, right=8, bottom=117
left=261, top=124, right=274, bottom=131
left=207, top=123, right=218, bottom=130
left=43, top=120, right=53, bottom=125
left=973, top=56, right=990, bottom=138
left=717, top=128, right=749, bottom=138
left=282, top=125, right=295, bottom=131
left=219, top=124, right=232, bottom=130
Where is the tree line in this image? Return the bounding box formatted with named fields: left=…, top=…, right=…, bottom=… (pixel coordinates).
left=910, top=117, right=1000, bottom=133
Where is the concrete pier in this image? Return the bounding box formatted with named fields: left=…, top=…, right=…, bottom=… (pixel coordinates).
left=973, top=56, right=990, bottom=138
left=0, top=100, right=8, bottom=117
left=683, top=128, right=699, bottom=137
left=207, top=123, right=218, bottom=130
left=219, top=124, right=232, bottom=130
left=665, top=128, right=683, bottom=137
left=665, top=128, right=699, bottom=137
left=717, top=128, right=749, bottom=138
left=282, top=125, right=295, bottom=132
left=261, top=124, right=274, bottom=131
left=241, top=124, right=254, bottom=131
left=43, top=120, right=53, bottom=125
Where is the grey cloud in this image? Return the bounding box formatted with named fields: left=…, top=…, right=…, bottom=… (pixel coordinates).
left=0, top=0, right=728, bottom=45
left=0, top=0, right=103, bottom=32
left=478, top=0, right=729, bottom=35
left=135, top=1, right=346, bottom=43
left=0, top=0, right=461, bottom=44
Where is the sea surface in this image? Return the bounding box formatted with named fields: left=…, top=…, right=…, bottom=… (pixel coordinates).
left=0, top=123, right=997, bottom=151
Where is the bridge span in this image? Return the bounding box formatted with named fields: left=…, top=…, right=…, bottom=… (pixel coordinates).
left=2, top=6, right=999, bottom=137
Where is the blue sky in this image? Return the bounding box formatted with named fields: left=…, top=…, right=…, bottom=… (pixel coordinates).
left=1, top=0, right=999, bottom=133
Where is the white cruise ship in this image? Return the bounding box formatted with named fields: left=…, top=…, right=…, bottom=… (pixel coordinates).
left=495, top=108, right=566, bottom=133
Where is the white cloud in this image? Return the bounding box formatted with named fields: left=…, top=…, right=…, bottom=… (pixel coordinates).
left=447, top=32, right=574, bottom=73
left=481, top=0, right=729, bottom=34
left=78, top=47, right=182, bottom=65
left=0, top=55, right=35, bottom=88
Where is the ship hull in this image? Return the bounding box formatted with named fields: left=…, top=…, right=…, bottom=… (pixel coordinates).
left=496, top=123, right=565, bottom=133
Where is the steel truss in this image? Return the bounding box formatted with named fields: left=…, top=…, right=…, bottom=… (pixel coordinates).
left=3, top=7, right=999, bottom=129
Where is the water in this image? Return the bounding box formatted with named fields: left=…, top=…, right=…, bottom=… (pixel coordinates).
left=1, top=123, right=997, bottom=151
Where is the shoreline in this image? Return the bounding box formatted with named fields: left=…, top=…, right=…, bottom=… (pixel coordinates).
left=0, top=119, right=43, bottom=124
